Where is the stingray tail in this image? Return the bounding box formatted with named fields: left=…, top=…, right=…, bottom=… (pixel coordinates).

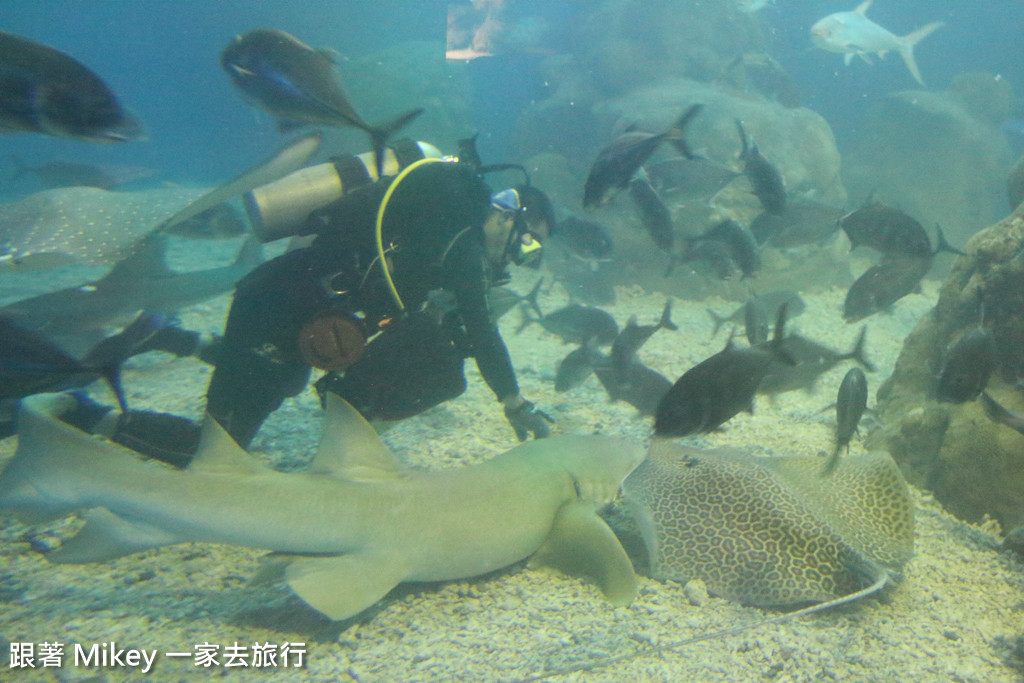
left=368, top=108, right=425, bottom=178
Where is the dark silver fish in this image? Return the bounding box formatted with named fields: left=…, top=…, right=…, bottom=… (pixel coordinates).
left=643, top=156, right=740, bottom=201
left=0, top=315, right=138, bottom=412
left=981, top=391, right=1024, bottom=436
left=735, top=119, right=786, bottom=215
left=598, top=301, right=676, bottom=413
left=687, top=219, right=760, bottom=278
left=554, top=338, right=607, bottom=392
left=824, top=366, right=868, bottom=475
left=610, top=300, right=676, bottom=373
left=843, top=254, right=932, bottom=323
left=551, top=215, right=614, bottom=264
left=744, top=299, right=769, bottom=346
left=935, top=327, right=996, bottom=403
left=628, top=174, right=674, bottom=250
left=524, top=304, right=619, bottom=346
left=583, top=104, right=702, bottom=208
left=840, top=199, right=933, bottom=257
left=221, top=28, right=421, bottom=175
left=758, top=326, right=874, bottom=396
left=0, top=31, right=144, bottom=143
left=596, top=359, right=672, bottom=416
left=750, top=199, right=843, bottom=247
left=707, top=290, right=805, bottom=336
left=549, top=261, right=616, bottom=306
left=675, top=239, right=735, bottom=279
left=655, top=305, right=792, bottom=437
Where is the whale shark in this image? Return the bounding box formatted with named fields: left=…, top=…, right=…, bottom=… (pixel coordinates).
left=0, top=393, right=644, bottom=621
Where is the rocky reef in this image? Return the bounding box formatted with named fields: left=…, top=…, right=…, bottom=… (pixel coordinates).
left=842, top=73, right=1017, bottom=248
left=869, top=201, right=1024, bottom=532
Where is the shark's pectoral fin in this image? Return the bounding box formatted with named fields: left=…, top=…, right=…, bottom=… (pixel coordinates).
left=285, top=552, right=407, bottom=621
left=49, top=507, right=178, bottom=563
left=528, top=501, right=637, bottom=607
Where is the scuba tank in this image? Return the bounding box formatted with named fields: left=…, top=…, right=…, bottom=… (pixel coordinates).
left=244, top=139, right=443, bottom=242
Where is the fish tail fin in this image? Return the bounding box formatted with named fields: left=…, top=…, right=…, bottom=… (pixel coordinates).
left=821, top=445, right=842, bottom=476
left=523, top=277, right=545, bottom=318
left=369, top=108, right=425, bottom=177
left=899, top=21, right=943, bottom=86
left=847, top=325, right=876, bottom=372
left=514, top=306, right=537, bottom=335
left=933, top=224, right=964, bottom=257
left=735, top=119, right=750, bottom=159
left=0, top=393, right=179, bottom=561
left=0, top=394, right=108, bottom=522
left=659, top=298, right=678, bottom=331
left=706, top=308, right=728, bottom=336
left=667, top=104, right=703, bottom=159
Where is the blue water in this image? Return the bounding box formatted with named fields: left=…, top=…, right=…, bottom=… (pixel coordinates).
left=2, top=1, right=1021, bottom=184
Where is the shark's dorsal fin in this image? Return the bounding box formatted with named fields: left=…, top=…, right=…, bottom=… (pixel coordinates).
left=188, top=414, right=270, bottom=475
left=855, top=0, right=872, bottom=16
left=312, top=393, right=403, bottom=480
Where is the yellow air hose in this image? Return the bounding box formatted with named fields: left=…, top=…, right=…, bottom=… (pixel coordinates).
left=374, top=156, right=449, bottom=313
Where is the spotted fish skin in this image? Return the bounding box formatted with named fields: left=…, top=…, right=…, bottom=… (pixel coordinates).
left=0, top=186, right=203, bottom=270
left=623, top=442, right=913, bottom=607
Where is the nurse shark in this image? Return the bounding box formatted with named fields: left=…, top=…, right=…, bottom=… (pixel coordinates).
left=0, top=393, right=644, bottom=621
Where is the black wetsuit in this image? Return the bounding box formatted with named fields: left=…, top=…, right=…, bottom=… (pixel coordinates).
left=206, top=160, right=520, bottom=447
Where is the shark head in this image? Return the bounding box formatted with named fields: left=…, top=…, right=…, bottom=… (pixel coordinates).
left=506, top=435, right=646, bottom=507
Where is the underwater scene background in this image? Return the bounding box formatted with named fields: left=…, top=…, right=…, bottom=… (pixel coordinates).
left=1, top=1, right=1024, bottom=681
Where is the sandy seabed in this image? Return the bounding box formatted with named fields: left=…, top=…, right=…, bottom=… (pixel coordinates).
left=1, top=236, right=1023, bottom=682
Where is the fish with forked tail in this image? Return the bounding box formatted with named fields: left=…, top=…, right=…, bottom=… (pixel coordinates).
left=655, top=304, right=793, bottom=437
left=221, top=28, right=422, bottom=175
left=824, top=367, right=868, bottom=475
left=735, top=120, right=786, bottom=215
left=583, top=105, right=702, bottom=208
left=810, top=0, right=943, bottom=86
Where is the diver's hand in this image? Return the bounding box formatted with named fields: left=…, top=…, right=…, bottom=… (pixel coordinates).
left=503, top=394, right=553, bottom=441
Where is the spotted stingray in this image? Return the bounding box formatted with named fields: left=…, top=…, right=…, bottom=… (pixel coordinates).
left=0, top=186, right=204, bottom=270
left=624, top=440, right=914, bottom=608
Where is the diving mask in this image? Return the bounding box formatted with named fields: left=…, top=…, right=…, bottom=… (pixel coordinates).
left=491, top=188, right=543, bottom=266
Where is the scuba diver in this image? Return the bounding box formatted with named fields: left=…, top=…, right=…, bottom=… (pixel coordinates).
left=62, top=139, right=556, bottom=461
left=207, top=152, right=554, bottom=448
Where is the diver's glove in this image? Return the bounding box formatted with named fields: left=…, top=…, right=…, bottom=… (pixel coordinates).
left=503, top=394, right=553, bottom=441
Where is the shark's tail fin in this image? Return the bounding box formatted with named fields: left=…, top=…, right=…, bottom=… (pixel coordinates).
left=0, top=394, right=105, bottom=522
left=899, top=21, right=943, bottom=86
left=0, top=394, right=179, bottom=562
